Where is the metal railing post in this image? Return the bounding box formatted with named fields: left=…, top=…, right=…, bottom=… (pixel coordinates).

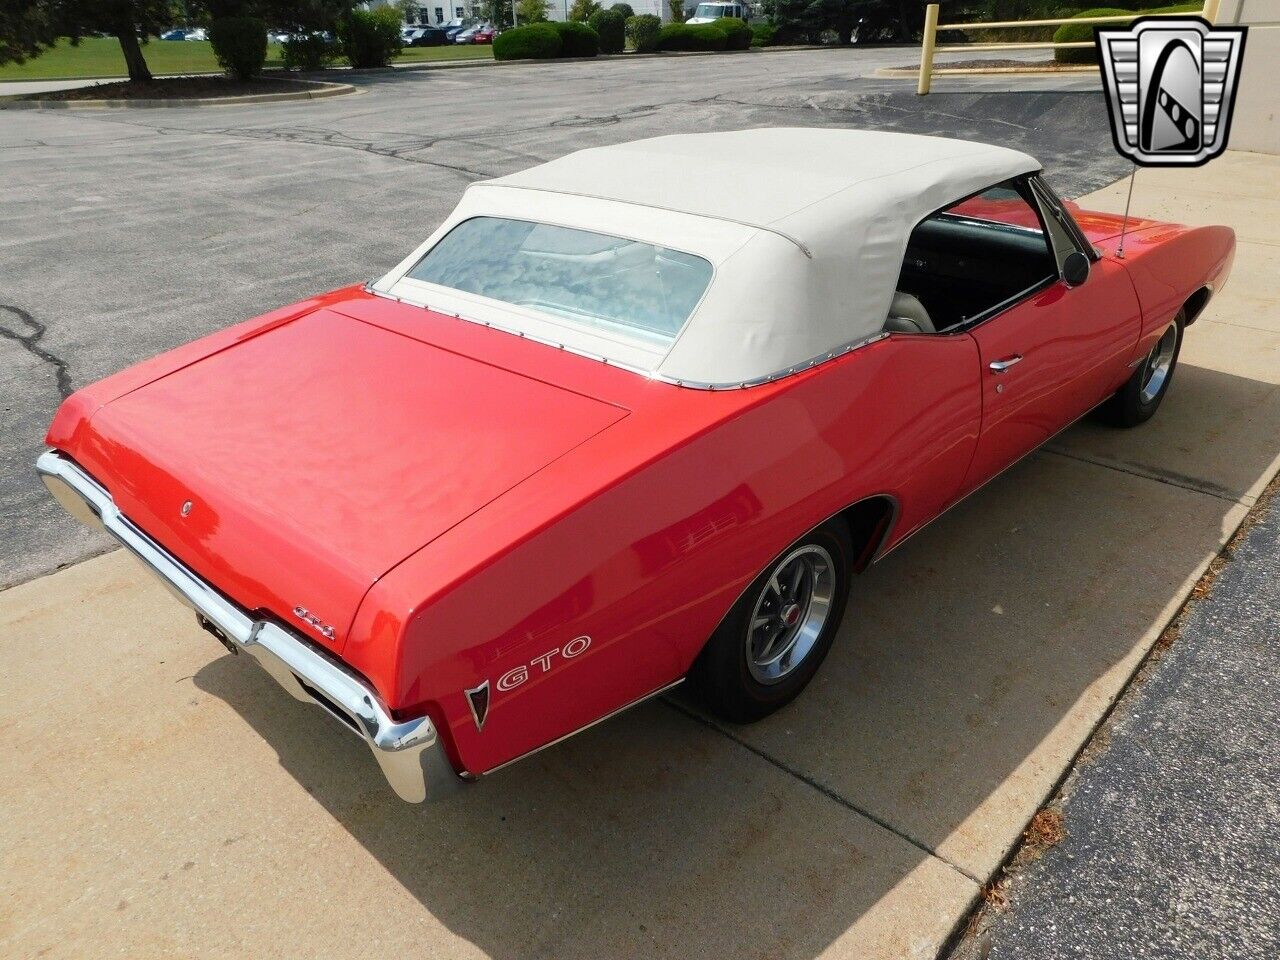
left=918, top=3, right=941, bottom=95
left=1202, top=0, right=1221, bottom=23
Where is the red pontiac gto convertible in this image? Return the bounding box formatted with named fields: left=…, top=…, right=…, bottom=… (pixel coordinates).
left=39, top=129, right=1235, bottom=802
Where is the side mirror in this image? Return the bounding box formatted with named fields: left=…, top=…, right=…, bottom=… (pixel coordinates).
left=1063, top=250, right=1090, bottom=287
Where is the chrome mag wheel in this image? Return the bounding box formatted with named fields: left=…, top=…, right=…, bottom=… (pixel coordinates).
left=1140, top=323, right=1179, bottom=404
left=746, top=544, right=835, bottom=685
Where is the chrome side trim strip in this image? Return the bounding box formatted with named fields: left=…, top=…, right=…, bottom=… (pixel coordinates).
left=481, top=678, right=685, bottom=777
left=873, top=400, right=1104, bottom=565
left=36, top=450, right=464, bottom=804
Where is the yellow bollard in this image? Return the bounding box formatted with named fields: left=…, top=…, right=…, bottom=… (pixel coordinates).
left=918, top=3, right=940, bottom=95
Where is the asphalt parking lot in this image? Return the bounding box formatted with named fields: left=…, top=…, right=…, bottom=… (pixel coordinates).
left=0, top=49, right=1122, bottom=587
left=3, top=49, right=1278, bottom=960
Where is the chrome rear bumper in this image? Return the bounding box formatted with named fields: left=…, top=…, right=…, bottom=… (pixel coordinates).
left=36, top=450, right=462, bottom=803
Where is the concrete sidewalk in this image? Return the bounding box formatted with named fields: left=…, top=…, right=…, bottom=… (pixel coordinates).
left=958, top=479, right=1280, bottom=959
left=1, top=151, right=1277, bottom=959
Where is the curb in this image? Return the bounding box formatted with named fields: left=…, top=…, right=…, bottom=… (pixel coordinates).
left=0, top=77, right=356, bottom=109
left=0, top=43, right=877, bottom=94
left=875, top=65, right=1095, bottom=78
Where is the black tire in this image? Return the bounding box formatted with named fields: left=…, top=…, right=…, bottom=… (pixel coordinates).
left=692, top=519, right=852, bottom=723
left=1098, top=311, right=1185, bottom=427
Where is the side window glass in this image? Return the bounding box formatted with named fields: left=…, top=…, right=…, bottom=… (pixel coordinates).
left=894, top=181, right=1058, bottom=330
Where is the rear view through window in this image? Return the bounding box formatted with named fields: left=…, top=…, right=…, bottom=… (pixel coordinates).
left=407, top=217, right=714, bottom=347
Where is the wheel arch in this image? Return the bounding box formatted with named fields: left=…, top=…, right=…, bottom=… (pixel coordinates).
left=693, top=493, right=899, bottom=668
left=838, top=494, right=899, bottom=572
left=1183, top=285, right=1212, bottom=326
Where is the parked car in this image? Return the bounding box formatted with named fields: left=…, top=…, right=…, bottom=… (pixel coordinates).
left=454, top=22, right=493, bottom=43
left=159, top=29, right=190, bottom=40
left=406, top=25, right=449, bottom=46
left=471, top=25, right=496, bottom=43
left=442, top=17, right=472, bottom=40
left=38, top=129, right=1235, bottom=803
left=686, top=1, right=749, bottom=23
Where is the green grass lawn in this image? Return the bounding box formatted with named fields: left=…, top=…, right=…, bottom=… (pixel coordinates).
left=0, top=36, right=492, bottom=81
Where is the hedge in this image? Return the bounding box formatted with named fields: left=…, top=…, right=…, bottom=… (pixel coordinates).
left=655, top=22, right=728, bottom=51
left=281, top=32, right=340, bottom=72
left=716, top=16, right=751, bottom=50
left=208, top=17, right=267, bottom=80
left=750, top=21, right=776, bottom=47
left=339, top=7, right=403, bottom=68
left=494, top=23, right=563, bottom=59
left=588, top=8, right=626, bottom=53
left=609, top=2, right=636, bottom=18
left=1053, top=3, right=1200, bottom=63
left=551, top=20, right=600, bottom=56
left=626, top=13, right=661, bottom=51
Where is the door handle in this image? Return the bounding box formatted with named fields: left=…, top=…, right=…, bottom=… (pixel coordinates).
left=989, top=355, right=1023, bottom=374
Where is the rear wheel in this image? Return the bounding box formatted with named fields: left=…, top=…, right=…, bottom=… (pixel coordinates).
left=692, top=520, right=852, bottom=723
left=1099, top=311, right=1184, bottom=427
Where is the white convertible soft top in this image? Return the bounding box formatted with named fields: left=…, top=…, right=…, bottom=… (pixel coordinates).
left=376, top=128, right=1040, bottom=387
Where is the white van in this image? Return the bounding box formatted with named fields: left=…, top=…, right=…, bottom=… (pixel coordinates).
left=686, top=2, right=749, bottom=24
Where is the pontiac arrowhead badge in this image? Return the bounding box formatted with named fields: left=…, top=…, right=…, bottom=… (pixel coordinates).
left=465, top=680, right=491, bottom=732
left=1096, top=16, right=1247, bottom=167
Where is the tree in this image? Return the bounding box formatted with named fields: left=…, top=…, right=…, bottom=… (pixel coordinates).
left=515, top=0, right=551, bottom=22
left=198, top=0, right=356, bottom=32
left=667, top=0, right=683, bottom=22
left=480, top=0, right=513, bottom=27
left=568, top=0, right=600, bottom=21
left=760, top=0, right=946, bottom=44
left=21, top=0, right=180, bottom=81
left=0, top=0, right=59, bottom=66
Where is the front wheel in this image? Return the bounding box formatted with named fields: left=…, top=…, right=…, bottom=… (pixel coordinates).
left=692, top=520, right=852, bottom=723
left=1099, top=311, right=1184, bottom=427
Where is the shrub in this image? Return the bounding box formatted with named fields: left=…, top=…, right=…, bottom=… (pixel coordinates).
left=750, top=21, right=776, bottom=46
left=610, top=2, right=636, bottom=18
left=551, top=20, right=600, bottom=56
left=716, top=16, right=751, bottom=49
left=339, top=7, right=403, bottom=68
left=1052, top=3, right=1198, bottom=62
left=588, top=8, right=626, bottom=52
left=655, top=22, right=728, bottom=51
left=281, top=32, right=339, bottom=71
left=626, top=13, right=661, bottom=51
left=208, top=16, right=267, bottom=80
left=493, top=22, right=563, bottom=59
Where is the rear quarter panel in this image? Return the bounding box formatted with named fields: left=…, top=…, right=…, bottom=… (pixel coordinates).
left=345, top=334, right=982, bottom=774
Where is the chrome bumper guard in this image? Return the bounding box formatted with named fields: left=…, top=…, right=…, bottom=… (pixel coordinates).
left=37, top=450, right=462, bottom=803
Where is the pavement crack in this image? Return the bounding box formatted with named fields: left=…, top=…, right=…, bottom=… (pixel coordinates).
left=1042, top=446, right=1242, bottom=504
left=53, top=112, right=495, bottom=179
left=660, top=695, right=983, bottom=886
left=0, top=303, right=73, bottom=399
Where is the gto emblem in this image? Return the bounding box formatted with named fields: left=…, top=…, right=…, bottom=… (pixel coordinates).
left=497, top=635, right=592, bottom=692
left=180, top=500, right=193, bottom=517
left=292, top=605, right=336, bottom=640
left=466, top=635, right=592, bottom=731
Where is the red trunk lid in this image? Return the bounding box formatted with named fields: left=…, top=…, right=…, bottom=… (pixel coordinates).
left=78, top=308, right=627, bottom=653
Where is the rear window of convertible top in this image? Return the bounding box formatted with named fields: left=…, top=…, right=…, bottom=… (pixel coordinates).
left=406, top=216, right=714, bottom=348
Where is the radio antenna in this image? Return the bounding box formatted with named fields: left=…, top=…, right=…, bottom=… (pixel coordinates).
left=1116, top=165, right=1138, bottom=260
